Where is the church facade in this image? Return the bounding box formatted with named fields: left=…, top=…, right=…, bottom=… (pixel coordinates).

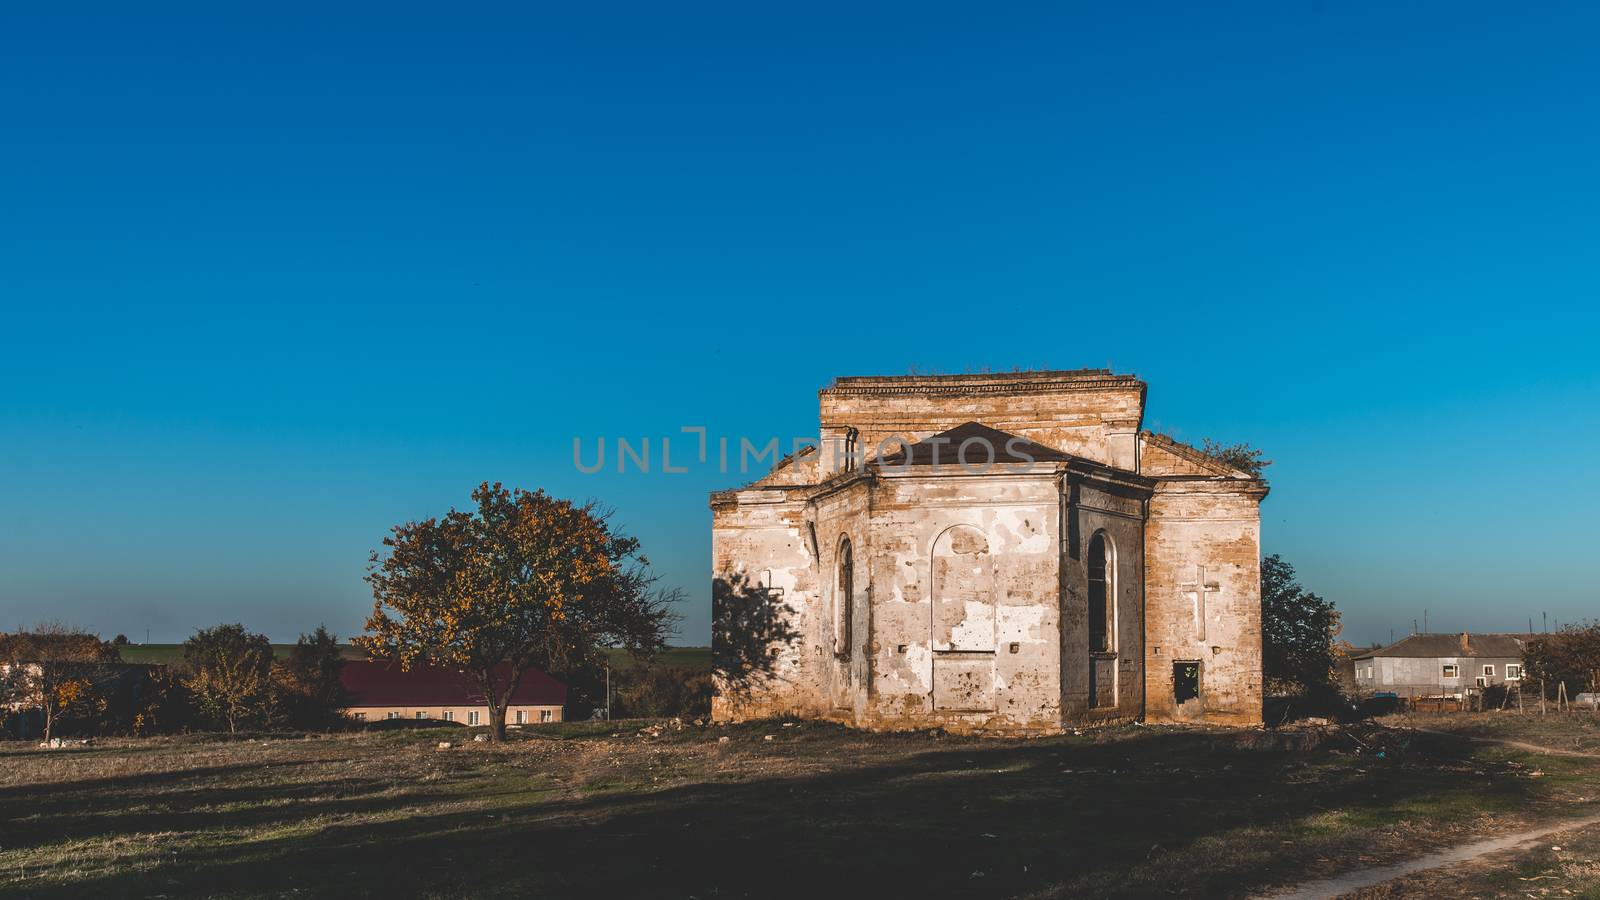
left=711, top=370, right=1268, bottom=733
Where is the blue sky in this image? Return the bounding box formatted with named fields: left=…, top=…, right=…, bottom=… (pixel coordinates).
left=2, top=3, right=1597, bottom=646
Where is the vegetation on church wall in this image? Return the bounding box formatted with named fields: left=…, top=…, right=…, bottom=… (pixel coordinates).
left=1200, top=438, right=1272, bottom=477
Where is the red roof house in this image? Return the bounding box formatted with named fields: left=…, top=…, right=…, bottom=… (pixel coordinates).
left=339, top=660, right=567, bottom=724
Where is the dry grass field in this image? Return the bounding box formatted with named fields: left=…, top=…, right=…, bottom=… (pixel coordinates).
left=3, top=713, right=1598, bottom=898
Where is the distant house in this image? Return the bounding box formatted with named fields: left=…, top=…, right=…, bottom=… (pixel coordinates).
left=338, top=661, right=566, bottom=726
left=1352, top=633, right=1527, bottom=699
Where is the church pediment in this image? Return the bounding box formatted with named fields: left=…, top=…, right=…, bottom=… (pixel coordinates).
left=874, top=421, right=1070, bottom=469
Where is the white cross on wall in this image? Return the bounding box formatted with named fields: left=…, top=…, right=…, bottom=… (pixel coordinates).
left=1180, top=565, right=1221, bottom=641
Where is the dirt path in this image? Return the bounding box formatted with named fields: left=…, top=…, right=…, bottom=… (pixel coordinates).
left=1255, top=726, right=1600, bottom=899
left=1404, top=725, right=1600, bottom=759
left=1255, top=812, right=1600, bottom=900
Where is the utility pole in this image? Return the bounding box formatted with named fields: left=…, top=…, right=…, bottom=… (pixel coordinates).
left=605, top=661, right=612, bottom=721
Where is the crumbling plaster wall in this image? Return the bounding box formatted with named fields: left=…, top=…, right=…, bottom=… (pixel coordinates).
left=1060, top=476, right=1148, bottom=721
left=809, top=478, right=873, bottom=723
left=863, top=469, right=1062, bottom=733
left=709, top=488, right=826, bottom=722
left=1142, top=479, right=1267, bottom=725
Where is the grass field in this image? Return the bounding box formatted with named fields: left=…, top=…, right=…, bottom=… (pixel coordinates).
left=115, top=644, right=712, bottom=671
left=4, top=712, right=1599, bottom=897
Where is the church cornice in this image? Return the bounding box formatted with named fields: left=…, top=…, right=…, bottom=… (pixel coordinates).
left=821, top=370, right=1144, bottom=398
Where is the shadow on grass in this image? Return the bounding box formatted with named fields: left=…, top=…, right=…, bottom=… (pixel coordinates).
left=0, top=726, right=1562, bottom=899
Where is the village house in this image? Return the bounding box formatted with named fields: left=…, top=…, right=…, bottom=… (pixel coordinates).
left=338, top=661, right=567, bottom=726
left=711, top=369, right=1269, bottom=734
left=1352, top=632, right=1528, bottom=700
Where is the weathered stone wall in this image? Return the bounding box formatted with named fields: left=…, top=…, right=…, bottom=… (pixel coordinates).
left=818, top=371, right=1145, bottom=475
left=862, top=469, right=1063, bottom=733
left=809, top=478, right=873, bottom=722
left=1138, top=434, right=1241, bottom=477
left=1059, top=471, right=1149, bottom=721
left=1142, top=478, right=1267, bottom=725
left=709, top=488, right=826, bottom=722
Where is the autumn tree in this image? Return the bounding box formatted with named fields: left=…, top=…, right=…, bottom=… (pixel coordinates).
left=183, top=624, right=276, bottom=733
left=358, top=482, right=678, bottom=740
left=1525, top=622, right=1600, bottom=698
left=1261, top=555, right=1341, bottom=696
left=0, top=622, right=120, bottom=743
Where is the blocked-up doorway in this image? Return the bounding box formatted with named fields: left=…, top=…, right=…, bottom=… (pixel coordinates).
left=930, top=525, right=996, bottom=711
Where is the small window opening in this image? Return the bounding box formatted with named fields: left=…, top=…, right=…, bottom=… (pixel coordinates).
left=1173, top=661, right=1201, bottom=705
left=1442, top=664, right=1458, bottom=678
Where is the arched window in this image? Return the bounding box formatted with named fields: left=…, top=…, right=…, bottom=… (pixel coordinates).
left=837, top=537, right=854, bottom=658
left=1087, top=531, right=1112, bottom=652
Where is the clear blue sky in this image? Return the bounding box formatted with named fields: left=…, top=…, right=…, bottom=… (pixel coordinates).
left=3, top=3, right=1597, bottom=647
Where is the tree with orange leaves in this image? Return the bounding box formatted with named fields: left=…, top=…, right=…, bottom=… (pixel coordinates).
left=358, top=483, right=678, bottom=740
left=0, top=622, right=119, bottom=743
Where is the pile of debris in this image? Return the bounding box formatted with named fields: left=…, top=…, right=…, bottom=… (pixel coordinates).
left=637, top=718, right=689, bottom=739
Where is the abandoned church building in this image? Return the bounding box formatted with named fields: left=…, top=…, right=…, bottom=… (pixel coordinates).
left=711, top=370, right=1269, bottom=733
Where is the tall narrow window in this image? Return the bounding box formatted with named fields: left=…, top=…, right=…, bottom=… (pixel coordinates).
left=1087, top=532, right=1110, bottom=652
left=843, top=427, right=860, bottom=472
left=837, top=538, right=854, bottom=657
